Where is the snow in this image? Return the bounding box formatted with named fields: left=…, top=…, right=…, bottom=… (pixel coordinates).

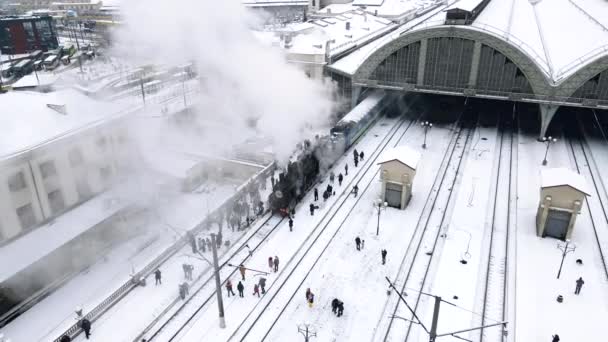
left=377, top=145, right=421, bottom=170
left=448, top=0, right=484, bottom=11
left=0, top=189, right=127, bottom=284
left=541, top=167, right=591, bottom=196
left=0, top=89, right=132, bottom=158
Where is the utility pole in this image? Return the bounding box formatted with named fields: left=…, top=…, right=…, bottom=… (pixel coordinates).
left=211, top=233, right=226, bottom=328
left=556, top=239, right=576, bottom=279
left=297, top=324, right=317, bottom=342
left=429, top=296, right=441, bottom=342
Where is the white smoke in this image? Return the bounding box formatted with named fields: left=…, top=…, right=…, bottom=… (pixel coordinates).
left=112, top=0, right=337, bottom=162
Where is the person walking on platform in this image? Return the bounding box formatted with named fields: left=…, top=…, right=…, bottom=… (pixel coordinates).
left=273, top=256, right=280, bottom=272
left=353, top=149, right=358, bottom=161
left=552, top=334, right=560, bottom=342
left=310, top=203, right=315, bottom=216
left=226, top=279, right=235, bottom=297
left=381, top=249, right=388, bottom=265
left=154, top=269, right=162, bottom=285
left=338, top=173, right=343, bottom=186
left=359, top=151, right=364, bottom=160
left=80, top=318, right=92, bottom=339
left=237, top=281, right=245, bottom=298
left=289, top=218, right=293, bottom=232
left=345, top=163, right=348, bottom=175
left=253, top=284, right=261, bottom=297
left=179, top=283, right=186, bottom=300
left=355, top=236, right=361, bottom=251
left=259, top=277, right=267, bottom=294
left=337, top=301, right=344, bottom=317
left=330, top=171, right=335, bottom=183
left=575, top=277, right=585, bottom=294
left=314, top=188, right=319, bottom=201
left=268, top=257, right=274, bottom=272
left=239, top=264, right=246, bottom=280
left=352, top=184, right=359, bottom=197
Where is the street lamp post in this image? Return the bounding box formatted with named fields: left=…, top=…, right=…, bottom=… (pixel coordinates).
left=556, top=239, right=576, bottom=279
left=541, top=136, right=557, bottom=166
left=421, top=121, right=432, bottom=149
left=375, top=199, right=388, bottom=236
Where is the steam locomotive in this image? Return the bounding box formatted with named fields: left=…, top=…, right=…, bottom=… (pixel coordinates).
left=269, top=90, right=399, bottom=215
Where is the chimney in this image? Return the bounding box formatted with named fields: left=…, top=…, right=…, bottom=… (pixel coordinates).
left=346, top=22, right=350, bottom=30
left=327, top=8, right=332, bottom=14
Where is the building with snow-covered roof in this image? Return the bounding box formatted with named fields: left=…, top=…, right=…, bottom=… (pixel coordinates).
left=323, top=0, right=608, bottom=137
left=536, top=167, right=590, bottom=240
left=377, top=145, right=420, bottom=209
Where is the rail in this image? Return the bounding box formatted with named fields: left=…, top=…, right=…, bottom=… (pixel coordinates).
left=52, top=162, right=276, bottom=341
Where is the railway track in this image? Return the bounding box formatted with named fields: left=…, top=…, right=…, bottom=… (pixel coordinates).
left=478, top=110, right=516, bottom=342
left=145, top=113, right=420, bottom=341
left=565, top=118, right=608, bottom=281
left=380, top=109, right=477, bottom=342
left=229, top=113, right=424, bottom=342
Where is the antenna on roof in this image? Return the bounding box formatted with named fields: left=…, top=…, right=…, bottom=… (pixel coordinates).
left=47, top=104, right=67, bottom=115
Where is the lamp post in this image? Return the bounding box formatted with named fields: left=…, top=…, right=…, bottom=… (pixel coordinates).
left=541, top=136, right=557, bottom=166
left=375, top=199, right=388, bottom=236
left=421, top=121, right=432, bottom=149
left=556, top=239, right=576, bottom=279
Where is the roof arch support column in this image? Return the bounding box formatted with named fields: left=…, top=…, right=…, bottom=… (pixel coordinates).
left=468, top=41, right=482, bottom=88
left=416, top=38, right=428, bottom=86
left=539, top=103, right=559, bottom=138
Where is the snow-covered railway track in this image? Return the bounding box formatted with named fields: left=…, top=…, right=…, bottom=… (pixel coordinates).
left=139, top=215, right=285, bottom=341
left=565, top=119, right=608, bottom=281
left=381, top=111, right=477, bottom=342
left=226, top=114, right=424, bottom=342
left=152, top=113, right=418, bottom=342
left=478, top=111, right=516, bottom=342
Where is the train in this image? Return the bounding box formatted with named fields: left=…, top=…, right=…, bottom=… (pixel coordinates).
left=269, top=89, right=401, bottom=216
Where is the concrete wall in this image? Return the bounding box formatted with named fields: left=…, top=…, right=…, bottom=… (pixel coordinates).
left=540, top=186, right=586, bottom=211
left=379, top=160, right=415, bottom=209
left=536, top=185, right=586, bottom=239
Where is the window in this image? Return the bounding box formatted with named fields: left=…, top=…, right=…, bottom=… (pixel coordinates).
left=16, top=203, right=37, bottom=231
left=97, top=136, right=107, bottom=151
left=100, top=166, right=112, bottom=182
left=76, top=179, right=92, bottom=200
left=8, top=172, right=27, bottom=192
left=48, top=189, right=66, bottom=214
left=40, top=161, right=57, bottom=179
left=69, top=148, right=84, bottom=167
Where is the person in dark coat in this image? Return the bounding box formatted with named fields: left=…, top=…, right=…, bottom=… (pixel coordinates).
left=329, top=172, right=335, bottom=183
left=253, top=284, right=260, bottom=297
left=323, top=190, right=329, bottom=202
left=326, top=184, right=332, bottom=196
left=338, top=173, right=343, bottom=186
left=314, top=188, right=319, bottom=201
left=273, top=256, right=280, bottom=272
left=353, top=149, right=358, bottom=161
left=154, top=269, right=162, bottom=285
left=353, top=184, right=359, bottom=197
left=345, top=164, right=348, bottom=176
left=337, top=301, right=344, bottom=317
left=239, top=264, right=246, bottom=280
left=60, top=335, right=72, bottom=342
left=355, top=236, right=361, bottom=251
left=179, top=283, right=186, bottom=300
left=552, top=334, right=560, bottom=342
left=80, top=318, right=92, bottom=339
left=226, top=279, right=235, bottom=297
left=361, top=239, right=365, bottom=249
left=310, top=203, right=315, bottom=216
left=331, top=298, right=339, bottom=314
left=188, top=232, right=197, bottom=254
left=354, top=157, right=359, bottom=167
left=575, top=277, right=585, bottom=294
left=259, top=277, right=267, bottom=294
left=237, top=281, right=245, bottom=298
left=199, top=237, right=206, bottom=253
left=359, top=151, right=364, bottom=160
left=381, top=249, right=388, bottom=265
left=183, top=282, right=189, bottom=296
left=289, top=218, right=293, bottom=232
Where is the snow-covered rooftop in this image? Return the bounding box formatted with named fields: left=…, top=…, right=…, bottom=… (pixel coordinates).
left=328, top=0, right=608, bottom=83
left=242, top=0, right=307, bottom=7
left=261, top=9, right=395, bottom=57
left=541, top=167, right=591, bottom=196
left=378, top=145, right=421, bottom=170
left=0, top=89, right=132, bottom=159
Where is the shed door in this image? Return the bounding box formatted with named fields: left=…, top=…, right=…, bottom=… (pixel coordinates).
left=385, top=182, right=402, bottom=209
left=545, top=210, right=571, bottom=240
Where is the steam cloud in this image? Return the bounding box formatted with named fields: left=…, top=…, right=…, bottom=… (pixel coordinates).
left=113, top=0, right=337, bottom=162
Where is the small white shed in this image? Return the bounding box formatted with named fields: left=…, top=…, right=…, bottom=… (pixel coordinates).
left=536, top=168, right=590, bottom=240
left=377, top=146, right=421, bottom=209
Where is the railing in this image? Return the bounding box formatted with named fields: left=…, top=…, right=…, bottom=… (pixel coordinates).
left=354, top=79, right=608, bottom=108
left=554, top=44, right=608, bottom=83
left=52, top=162, right=276, bottom=341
